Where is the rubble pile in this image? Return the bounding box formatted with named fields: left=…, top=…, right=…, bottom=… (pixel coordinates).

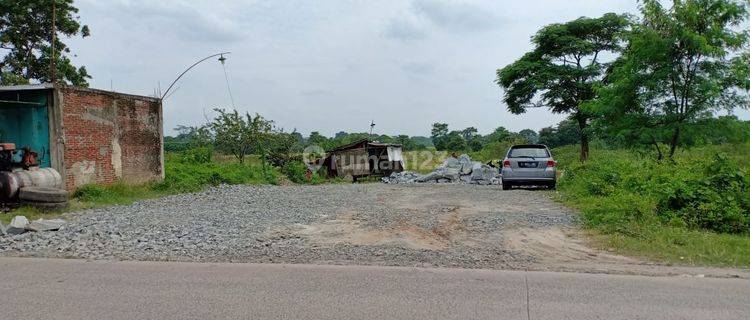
left=383, top=154, right=501, bottom=185
left=0, top=216, right=65, bottom=236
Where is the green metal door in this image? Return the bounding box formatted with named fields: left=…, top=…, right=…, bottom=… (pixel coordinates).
left=0, top=91, right=51, bottom=168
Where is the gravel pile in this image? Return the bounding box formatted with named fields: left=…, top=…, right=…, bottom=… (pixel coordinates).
left=0, top=184, right=577, bottom=269
left=382, top=154, right=501, bottom=185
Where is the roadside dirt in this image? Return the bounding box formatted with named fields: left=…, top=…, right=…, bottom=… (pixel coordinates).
left=293, top=208, right=465, bottom=251
left=504, top=227, right=637, bottom=264
left=276, top=185, right=750, bottom=278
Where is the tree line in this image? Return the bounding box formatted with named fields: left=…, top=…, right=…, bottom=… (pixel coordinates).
left=166, top=109, right=749, bottom=174
left=497, top=0, right=750, bottom=162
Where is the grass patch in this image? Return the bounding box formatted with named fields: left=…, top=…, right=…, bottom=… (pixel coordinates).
left=593, top=225, right=750, bottom=267
left=554, top=142, right=750, bottom=267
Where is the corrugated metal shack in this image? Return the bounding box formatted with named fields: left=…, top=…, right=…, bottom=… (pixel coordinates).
left=324, top=139, right=404, bottom=180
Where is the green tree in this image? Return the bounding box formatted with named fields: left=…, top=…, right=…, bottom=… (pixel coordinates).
left=431, top=123, right=450, bottom=151
left=518, top=129, right=540, bottom=144
left=266, top=130, right=303, bottom=167
left=497, top=13, right=630, bottom=161
left=459, top=127, right=484, bottom=151
left=0, top=0, right=91, bottom=86
left=460, top=127, right=478, bottom=140
left=430, top=123, right=448, bottom=138
left=408, top=136, right=432, bottom=150
left=291, top=131, right=304, bottom=144
left=334, top=131, right=348, bottom=139
left=538, top=119, right=581, bottom=148
left=592, top=0, right=750, bottom=159
left=484, top=127, right=512, bottom=143
left=209, top=108, right=273, bottom=163
left=443, top=131, right=468, bottom=152
left=165, top=125, right=212, bottom=152
left=395, top=135, right=418, bottom=151
left=307, top=131, right=328, bottom=147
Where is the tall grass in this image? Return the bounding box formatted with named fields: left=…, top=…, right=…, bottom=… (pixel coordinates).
left=555, top=142, right=750, bottom=266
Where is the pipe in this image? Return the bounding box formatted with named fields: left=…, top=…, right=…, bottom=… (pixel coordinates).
left=0, top=168, right=63, bottom=200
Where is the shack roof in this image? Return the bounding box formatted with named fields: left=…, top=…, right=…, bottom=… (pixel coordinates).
left=327, top=138, right=402, bottom=153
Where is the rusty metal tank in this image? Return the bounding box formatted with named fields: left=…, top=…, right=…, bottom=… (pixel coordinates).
left=0, top=168, right=64, bottom=200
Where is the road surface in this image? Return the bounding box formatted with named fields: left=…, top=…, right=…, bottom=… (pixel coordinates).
left=0, top=258, right=748, bottom=320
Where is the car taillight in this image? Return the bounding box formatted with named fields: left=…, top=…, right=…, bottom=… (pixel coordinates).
left=503, top=160, right=511, bottom=168
left=547, top=160, right=556, bottom=167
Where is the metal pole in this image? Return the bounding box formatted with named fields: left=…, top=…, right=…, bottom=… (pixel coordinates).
left=161, top=52, right=231, bottom=100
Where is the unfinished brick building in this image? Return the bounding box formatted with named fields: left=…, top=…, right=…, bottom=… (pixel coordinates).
left=0, top=84, right=164, bottom=190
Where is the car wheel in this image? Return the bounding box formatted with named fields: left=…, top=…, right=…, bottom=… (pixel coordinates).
left=548, top=181, right=557, bottom=190
left=502, top=182, right=512, bottom=190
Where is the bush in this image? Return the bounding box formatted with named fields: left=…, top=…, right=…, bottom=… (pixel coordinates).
left=282, top=161, right=309, bottom=184
left=660, top=154, right=749, bottom=233
left=73, top=184, right=106, bottom=202
left=557, top=144, right=750, bottom=234
left=154, top=160, right=278, bottom=193
left=177, top=147, right=213, bottom=164
left=281, top=161, right=328, bottom=184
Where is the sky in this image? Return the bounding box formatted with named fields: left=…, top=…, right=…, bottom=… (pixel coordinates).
left=66, top=0, right=749, bottom=137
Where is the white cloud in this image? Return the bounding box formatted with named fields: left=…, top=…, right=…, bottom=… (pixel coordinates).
left=412, top=0, right=505, bottom=32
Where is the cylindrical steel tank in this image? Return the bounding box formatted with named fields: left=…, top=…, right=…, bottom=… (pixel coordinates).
left=0, top=168, right=64, bottom=200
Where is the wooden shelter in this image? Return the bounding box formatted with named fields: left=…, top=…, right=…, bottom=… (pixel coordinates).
left=323, top=139, right=404, bottom=180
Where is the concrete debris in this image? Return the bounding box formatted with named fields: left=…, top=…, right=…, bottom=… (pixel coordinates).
left=26, top=219, right=66, bottom=232
left=7, top=216, right=29, bottom=235
left=1, top=216, right=66, bottom=236
left=382, top=154, right=501, bottom=185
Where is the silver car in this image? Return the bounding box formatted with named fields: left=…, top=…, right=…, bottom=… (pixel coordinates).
left=501, top=144, right=557, bottom=190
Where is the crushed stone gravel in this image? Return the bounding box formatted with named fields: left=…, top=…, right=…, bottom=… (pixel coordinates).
left=0, top=184, right=577, bottom=270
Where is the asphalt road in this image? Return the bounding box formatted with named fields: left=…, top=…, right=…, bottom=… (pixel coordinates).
left=1, top=258, right=748, bottom=320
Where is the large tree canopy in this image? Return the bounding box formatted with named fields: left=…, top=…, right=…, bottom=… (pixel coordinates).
left=497, top=13, right=630, bottom=161
left=0, top=0, right=91, bottom=86
left=592, top=0, right=750, bottom=159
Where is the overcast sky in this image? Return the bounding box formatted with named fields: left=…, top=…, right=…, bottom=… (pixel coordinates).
left=66, top=0, right=749, bottom=137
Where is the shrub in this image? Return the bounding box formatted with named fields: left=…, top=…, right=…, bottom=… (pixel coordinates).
left=282, top=161, right=309, bottom=184
left=557, top=145, right=750, bottom=234
left=177, top=147, right=213, bottom=164
left=281, top=161, right=328, bottom=184
left=154, top=160, right=278, bottom=193
left=73, top=184, right=106, bottom=202
left=660, top=154, right=749, bottom=233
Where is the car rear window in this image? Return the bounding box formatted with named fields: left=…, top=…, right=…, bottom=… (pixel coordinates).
left=508, top=147, right=549, bottom=158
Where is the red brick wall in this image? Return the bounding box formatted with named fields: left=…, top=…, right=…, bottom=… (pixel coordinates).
left=58, top=86, right=162, bottom=190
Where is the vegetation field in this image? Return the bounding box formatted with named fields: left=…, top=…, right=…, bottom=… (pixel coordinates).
left=554, top=143, right=750, bottom=267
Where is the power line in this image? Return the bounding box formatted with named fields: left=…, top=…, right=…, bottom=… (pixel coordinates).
left=220, top=55, right=236, bottom=108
